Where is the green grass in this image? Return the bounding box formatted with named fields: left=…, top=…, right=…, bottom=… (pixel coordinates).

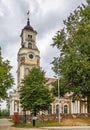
left=12, top=118, right=90, bottom=128
left=12, top=120, right=60, bottom=128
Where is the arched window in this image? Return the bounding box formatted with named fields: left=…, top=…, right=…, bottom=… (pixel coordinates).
left=56, top=104, right=59, bottom=115
left=48, top=105, right=52, bottom=114
left=28, top=43, right=32, bottom=49
left=25, top=68, right=29, bottom=75
left=64, top=105, right=68, bottom=114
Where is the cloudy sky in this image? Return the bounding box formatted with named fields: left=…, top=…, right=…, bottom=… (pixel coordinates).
left=0, top=0, right=87, bottom=108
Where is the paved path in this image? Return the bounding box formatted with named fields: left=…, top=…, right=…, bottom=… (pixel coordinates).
left=0, top=118, right=90, bottom=130
left=0, top=118, right=44, bottom=130
left=43, top=126, right=90, bottom=130
left=0, top=118, right=13, bottom=130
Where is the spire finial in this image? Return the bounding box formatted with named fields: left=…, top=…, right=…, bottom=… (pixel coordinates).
left=27, top=10, right=30, bottom=26
left=27, top=10, right=30, bottom=19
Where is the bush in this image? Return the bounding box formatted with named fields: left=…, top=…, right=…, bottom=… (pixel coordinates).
left=0, top=109, right=9, bottom=117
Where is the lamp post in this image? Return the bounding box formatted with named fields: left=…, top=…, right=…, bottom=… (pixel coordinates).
left=57, top=57, right=60, bottom=124
left=57, top=52, right=64, bottom=124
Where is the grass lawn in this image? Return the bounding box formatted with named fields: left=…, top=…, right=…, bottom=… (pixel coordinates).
left=12, top=117, right=90, bottom=128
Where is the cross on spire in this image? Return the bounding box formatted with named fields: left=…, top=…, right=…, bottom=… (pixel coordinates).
left=27, top=10, right=30, bottom=20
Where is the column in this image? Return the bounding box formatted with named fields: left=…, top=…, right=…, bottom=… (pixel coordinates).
left=20, top=65, right=24, bottom=84
left=10, top=99, right=14, bottom=115
left=84, top=102, right=87, bottom=113
left=74, top=101, right=77, bottom=113
left=77, top=100, right=80, bottom=113
left=52, top=104, right=54, bottom=114
left=83, top=103, right=84, bottom=113
left=71, top=101, right=73, bottom=114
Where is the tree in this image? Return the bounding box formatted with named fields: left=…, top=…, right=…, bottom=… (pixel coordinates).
left=0, top=47, right=14, bottom=99
left=51, top=0, right=90, bottom=112
left=19, top=67, right=53, bottom=115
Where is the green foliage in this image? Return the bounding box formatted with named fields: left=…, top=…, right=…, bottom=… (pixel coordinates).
left=0, top=109, right=9, bottom=117
left=19, top=67, right=53, bottom=113
left=51, top=1, right=90, bottom=100
left=51, top=78, right=67, bottom=97
left=0, top=48, right=14, bottom=99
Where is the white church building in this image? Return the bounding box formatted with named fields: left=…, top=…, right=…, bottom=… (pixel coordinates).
left=10, top=14, right=87, bottom=116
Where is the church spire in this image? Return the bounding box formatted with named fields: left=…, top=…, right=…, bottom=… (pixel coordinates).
left=20, top=11, right=37, bottom=38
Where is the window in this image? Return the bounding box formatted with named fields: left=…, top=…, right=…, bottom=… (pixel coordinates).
left=28, top=35, right=32, bottom=39
left=25, top=68, right=29, bottom=75
left=37, top=59, right=40, bottom=66
left=56, top=104, right=59, bottom=115
left=48, top=105, right=52, bottom=114
left=28, top=43, right=32, bottom=49
left=29, top=54, right=34, bottom=59
left=64, top=105, right=68, bottom=114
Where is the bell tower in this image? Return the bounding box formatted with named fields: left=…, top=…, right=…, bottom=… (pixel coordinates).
left=17, top=12, right=40, bottom=89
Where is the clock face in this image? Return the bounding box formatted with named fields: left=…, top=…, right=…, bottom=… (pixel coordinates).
left=29, top=54, right=34, bottom=59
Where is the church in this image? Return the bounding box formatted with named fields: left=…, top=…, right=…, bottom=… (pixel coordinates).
left=10, top=13, right=87, bottom=116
